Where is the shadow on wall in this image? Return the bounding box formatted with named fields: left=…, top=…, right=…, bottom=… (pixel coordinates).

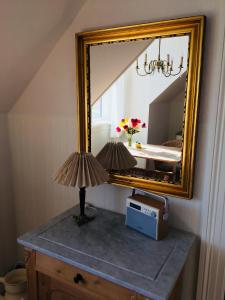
left=0, top=114, right=17, bottom=275
left=148, top=72, right=186, bottom=145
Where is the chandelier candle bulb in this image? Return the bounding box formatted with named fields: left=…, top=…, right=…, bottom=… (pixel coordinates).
left=180, top=56, right=184, bottom=67
left=167, top=54, right=170, bottom=63
left=145, top=53, right=147, bottom=64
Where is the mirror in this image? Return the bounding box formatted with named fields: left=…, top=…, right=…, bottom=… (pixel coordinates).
left=91, top=35, right=188, bottom=184
left=76, top=16, right=204, bottom=198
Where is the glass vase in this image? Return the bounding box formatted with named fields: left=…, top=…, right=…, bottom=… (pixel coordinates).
left=127, top=134, right=133, bottom=147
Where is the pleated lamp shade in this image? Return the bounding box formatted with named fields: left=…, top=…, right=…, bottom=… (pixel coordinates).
left=55, top=152, right=109, bottom=226
left=55, top=152, right=109, bottom=188
left=96, top=142, right=137, bottom=170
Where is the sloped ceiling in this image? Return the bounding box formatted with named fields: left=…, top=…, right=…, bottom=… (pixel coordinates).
left=90, top=39, right=152, bottom=105
left=0, top=0, right=86, bottom=112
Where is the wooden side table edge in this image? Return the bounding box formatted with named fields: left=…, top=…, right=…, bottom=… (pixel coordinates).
left=25, top=248, right=38, bottom=300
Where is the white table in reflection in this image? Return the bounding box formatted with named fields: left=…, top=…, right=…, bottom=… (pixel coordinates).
left=124, top=142, right=182, bottom=163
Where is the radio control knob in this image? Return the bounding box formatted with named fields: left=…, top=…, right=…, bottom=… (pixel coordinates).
left=151, top=211, right=156, bottom=218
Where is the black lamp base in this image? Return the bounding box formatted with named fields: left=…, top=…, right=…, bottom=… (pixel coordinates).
left=73, top=186, right=95, bottom=226
left=73, top=214, right=95, bottom=226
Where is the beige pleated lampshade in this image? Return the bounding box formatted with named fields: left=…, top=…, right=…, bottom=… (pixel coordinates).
left=96, top=142, right=137, bottom=170
left=55, top=152, right=109, bottom=188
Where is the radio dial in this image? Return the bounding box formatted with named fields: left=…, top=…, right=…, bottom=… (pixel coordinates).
left=150, top=211, right=157, bottom=218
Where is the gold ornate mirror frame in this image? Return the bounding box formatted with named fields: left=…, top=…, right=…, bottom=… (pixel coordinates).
left=76, top=16, right=204, bottom=199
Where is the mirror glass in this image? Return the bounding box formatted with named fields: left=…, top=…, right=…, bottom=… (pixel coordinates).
left=90, top=35, right=189, bottom=184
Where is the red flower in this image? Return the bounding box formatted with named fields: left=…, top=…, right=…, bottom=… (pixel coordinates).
left=142, top=123, right=146, bottom=128
left=131, top=118, right=138, bottom=128
left=123, top=125, right=128, bottom=130
left=116, top=126, right=121, bottom=132
left=137, top=119, right=141, bottom=123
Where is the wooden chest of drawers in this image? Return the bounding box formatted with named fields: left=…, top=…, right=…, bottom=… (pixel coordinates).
left=18, top=207, right=195, bottom=300
left=26, top=250, right=181, bottom=300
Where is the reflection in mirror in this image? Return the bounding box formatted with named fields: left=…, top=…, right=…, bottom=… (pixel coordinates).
left=90, top=35, right=189, bottom=184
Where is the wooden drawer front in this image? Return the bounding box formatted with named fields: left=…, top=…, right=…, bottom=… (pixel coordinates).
left=38, top=273, right=104, bottom=300
left=36, top=253, right=136, bottom=300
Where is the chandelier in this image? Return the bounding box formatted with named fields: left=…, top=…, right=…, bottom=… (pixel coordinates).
left=136, top=38, right=184, bottom=77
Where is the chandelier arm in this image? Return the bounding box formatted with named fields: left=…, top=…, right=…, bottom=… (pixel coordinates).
left=162, top=70, right=172, bottom=77
left=144, top=63, right=154, bottom=75
left=161, top=63, right=172, bottom=77
left=170, top=68, right=183, bottom=76
left=136, top=68, right=150, bottom=76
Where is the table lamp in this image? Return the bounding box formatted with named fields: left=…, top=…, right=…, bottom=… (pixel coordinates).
left=55, top=152, right=109, bottom=226
left=96, top=142, right=137, bottom=170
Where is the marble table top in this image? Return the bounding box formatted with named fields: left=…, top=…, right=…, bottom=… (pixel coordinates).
left=18, top=206, right=195, bottom=300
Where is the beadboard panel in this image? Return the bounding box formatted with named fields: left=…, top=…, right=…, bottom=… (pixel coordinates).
left=0, top=114, right=16, bottom=274
left=8, top=114, right=78, bottom=235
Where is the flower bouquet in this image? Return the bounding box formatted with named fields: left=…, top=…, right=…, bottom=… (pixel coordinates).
left=116, top=118, right=146, bottom=147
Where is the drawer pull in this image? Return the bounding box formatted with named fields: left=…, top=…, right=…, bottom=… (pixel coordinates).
left=73, top=273, right=84, bottom=284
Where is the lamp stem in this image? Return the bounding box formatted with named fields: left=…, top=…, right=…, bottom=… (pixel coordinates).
left=73, top=186, right=95, bottom=226
left=79, top=187, right=86, bottom=216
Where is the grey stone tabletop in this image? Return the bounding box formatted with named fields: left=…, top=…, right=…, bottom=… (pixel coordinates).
left=18, top=206, right=196, bottom=300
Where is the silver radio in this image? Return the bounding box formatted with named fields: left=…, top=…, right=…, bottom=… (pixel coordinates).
left=125, top=191, right=169, bottom=240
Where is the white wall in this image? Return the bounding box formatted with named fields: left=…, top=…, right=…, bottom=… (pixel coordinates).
left=8, top=114, right=77, bottom=235
left=90, top=39, right=150, bottom=104
left=0, top=114, right=16, bottom=275
left=7, top=0, right=225, bottom=298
